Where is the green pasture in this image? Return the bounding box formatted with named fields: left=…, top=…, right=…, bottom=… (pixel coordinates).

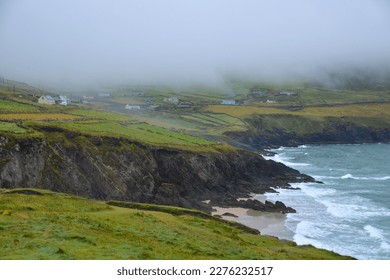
left=0, top=189, right=352, bottom=260
left=66, top=109, right=132, bottom=121
left=37, top=121, right=230, bottom=152
left=0, top=122, right=27, bottom=134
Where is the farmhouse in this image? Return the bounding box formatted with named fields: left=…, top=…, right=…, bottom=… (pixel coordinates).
left=125, top=104, right=141, bottom=110
left=164, top=97, right=179, bottom=103
left=38, top=95, right=55, bottom=105
left=221, top=99, right=236, bottom=105
left=57, top=95, right=69, bottom=106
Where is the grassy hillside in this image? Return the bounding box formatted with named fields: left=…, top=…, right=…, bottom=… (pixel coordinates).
left=0, top=189, right=352, bottom=260
left=2, top=79, right=389, bottom=149
left=1, top=87, right=232, bottom=153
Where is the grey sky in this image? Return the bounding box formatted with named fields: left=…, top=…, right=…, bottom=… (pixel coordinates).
left=1, top=0, right=390, bottom=88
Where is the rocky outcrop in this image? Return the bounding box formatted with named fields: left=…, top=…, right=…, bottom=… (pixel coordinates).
left=210, top=197, right=296, bottom=213
left=0, top=132, right=311, bottom=213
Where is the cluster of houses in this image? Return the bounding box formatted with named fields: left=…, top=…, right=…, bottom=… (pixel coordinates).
left=38, top=95, right=69, bottom=106
left=35, top=89, right=299, bottom=110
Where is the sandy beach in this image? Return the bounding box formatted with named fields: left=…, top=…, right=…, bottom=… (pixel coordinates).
left=213, top=206, right=295, bottom=240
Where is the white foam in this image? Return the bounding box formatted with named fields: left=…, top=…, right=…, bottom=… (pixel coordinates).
left=323, top=200, right=390, bottom=219
left=380, top=242, right=390, bottom=250
left=364, top=225, right=384, bottom=239
left=313, top=175, right=340, bottom=180
left=364, top=225, right=390, bottom=250
left=375, top=176, right=390, bottom=181
left=298, top=145, right=308, bottom=148
left=287, top=162, right=312, bottom=167
left=301, top=186, right=336, bottom=198
left=293, top=221, right=327, bottom=249
left=267, top=154, right=311, bottom=167
left=341, top=174, right=390, bottom=180
left=341, top=173, right=353, bottom=179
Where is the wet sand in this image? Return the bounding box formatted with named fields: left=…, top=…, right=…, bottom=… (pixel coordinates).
left=213, top=206, right=295, bottom=240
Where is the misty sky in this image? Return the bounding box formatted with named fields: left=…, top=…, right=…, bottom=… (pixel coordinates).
left=1, top=0, right=390, bottom=88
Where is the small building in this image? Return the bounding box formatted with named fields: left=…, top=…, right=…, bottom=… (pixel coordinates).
left=266, top=99, right=277, bottom=103
left=221, top=99, right=236, bottom=105
left=125, top=104, right=141, bottom=110
left=57, top=95, right=69, bottom=106
left=38, top=95, right=55, bottom=105
left=164, top=97, right=179, bottom=103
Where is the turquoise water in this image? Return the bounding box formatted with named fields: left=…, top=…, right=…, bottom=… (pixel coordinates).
left=264, top=143, right=390, bottom=260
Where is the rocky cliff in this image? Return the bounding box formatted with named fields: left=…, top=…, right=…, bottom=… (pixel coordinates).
left=0, top=132, right=310, bottom=212
left=226, top=115, right=390, bottom=150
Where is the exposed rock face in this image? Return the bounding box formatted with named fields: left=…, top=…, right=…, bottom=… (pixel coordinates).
left=0, top=133, right=311, bottom=212
left=226, top=115, right=390, bottom=150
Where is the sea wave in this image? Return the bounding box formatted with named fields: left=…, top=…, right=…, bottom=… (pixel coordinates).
left=264, top=154, right=311, bottom=167
left=341, top=174, right=390, bottom=180
left=322, top=200, right=390, bottom=219
left=364, top=225, right=390, bottom=250
left=293, top=221, right=326, bottom=247
left=301, top=186, right=336, bottom=198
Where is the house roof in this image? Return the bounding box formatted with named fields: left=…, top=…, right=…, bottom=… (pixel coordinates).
left=43, top=95, right=55, bottom=100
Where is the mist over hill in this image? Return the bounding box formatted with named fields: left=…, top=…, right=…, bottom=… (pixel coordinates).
left=1, top=0, right=390, bottom=90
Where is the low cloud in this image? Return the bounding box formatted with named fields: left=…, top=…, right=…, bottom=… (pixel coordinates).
left=1, top=0, right=390, bottom=88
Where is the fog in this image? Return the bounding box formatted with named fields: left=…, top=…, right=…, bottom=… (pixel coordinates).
left=1, top=0, right=390, bottom=89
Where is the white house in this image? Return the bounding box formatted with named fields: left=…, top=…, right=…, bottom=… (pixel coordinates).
left=38, top=95, right=55, bottom=105
left=221, top=99, right=236, bottom=105
left=163, top=97, right=179, bottom=103
left=58, top=95, right=69, bottom=106
left=125, top=104, right=141, bottom=110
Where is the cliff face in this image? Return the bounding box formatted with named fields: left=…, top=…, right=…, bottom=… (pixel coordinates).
left=0, top=133, right=308, bottom=212
left=226, top=115, right=390, bottom=150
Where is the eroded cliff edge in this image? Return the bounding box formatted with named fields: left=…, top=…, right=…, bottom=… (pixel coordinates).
left=0, top=131, right=311, bottom=212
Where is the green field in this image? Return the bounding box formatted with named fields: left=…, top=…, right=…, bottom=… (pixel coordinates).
left=0, top=189, right=352, bottom=260
left=1, top=85, right=234, bottom=152
left=0, top=98, right=41, bottom=113
left=0, top=121, right=27, bottom=134
left=2, top=78, right=390, bottom=151
left=67, top=109, right=132, bottom=121
left=30, top=120, right=232, bottom=153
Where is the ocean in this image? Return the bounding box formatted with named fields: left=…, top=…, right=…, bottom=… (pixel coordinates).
left=263, top=143, right=390, bottom=260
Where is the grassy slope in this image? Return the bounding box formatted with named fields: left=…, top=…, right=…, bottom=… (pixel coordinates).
left=1, top=90, right=232, bottom=153
left=0, top=189, right=352, bottom=260
left=3, top=81, right=389, bottom=146
left=205, top=103, right=390, bottom=135
left=101, top=82, right=390, bottom=141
